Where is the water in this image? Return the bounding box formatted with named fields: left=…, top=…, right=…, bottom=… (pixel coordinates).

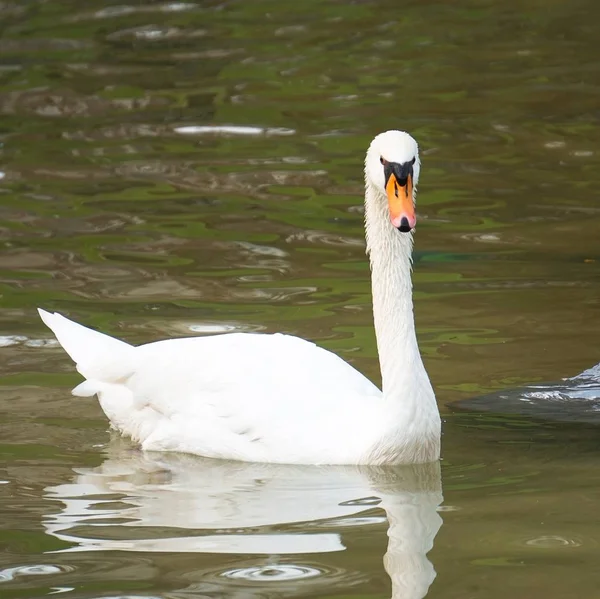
left=455, top=362, right=600, bottom=424
left=1, top=0, right=600, bottom=597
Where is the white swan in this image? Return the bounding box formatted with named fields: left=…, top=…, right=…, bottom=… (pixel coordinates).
left=38, top=130, right=440, bottom=465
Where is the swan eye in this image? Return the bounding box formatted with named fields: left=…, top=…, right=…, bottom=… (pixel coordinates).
left=380, top=157, right=387, bottom=165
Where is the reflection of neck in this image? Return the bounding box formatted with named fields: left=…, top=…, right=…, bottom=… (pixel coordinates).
left=371, top=462, right=443, bottom=599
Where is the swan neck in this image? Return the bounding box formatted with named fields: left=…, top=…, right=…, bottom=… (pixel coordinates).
left=364, top=182, right=424, bottom=396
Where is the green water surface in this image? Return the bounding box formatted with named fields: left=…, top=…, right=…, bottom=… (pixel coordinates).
left=1, top=1, right=600, bottom=598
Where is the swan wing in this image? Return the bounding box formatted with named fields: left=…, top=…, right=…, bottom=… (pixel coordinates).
left=39, top=310, right=382, bottom=463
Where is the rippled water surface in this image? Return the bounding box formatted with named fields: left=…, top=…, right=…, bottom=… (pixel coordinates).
left=1, top=1, right=600, bottom=597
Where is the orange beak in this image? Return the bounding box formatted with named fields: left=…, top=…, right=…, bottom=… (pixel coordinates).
left=386, top=172, right=416, bottom=231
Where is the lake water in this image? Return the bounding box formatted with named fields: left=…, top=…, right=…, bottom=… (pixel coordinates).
left=1, top=1, right=600, bottom=597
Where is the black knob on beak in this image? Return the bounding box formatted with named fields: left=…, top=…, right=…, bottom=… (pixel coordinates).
left=397, top=216, right=412, bottom=233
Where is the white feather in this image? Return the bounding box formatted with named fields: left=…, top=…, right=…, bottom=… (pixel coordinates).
left=38, top=130, right=441, bottom=465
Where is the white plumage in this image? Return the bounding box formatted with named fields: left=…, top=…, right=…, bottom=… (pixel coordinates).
left=39, top=130, right=441, bottom=465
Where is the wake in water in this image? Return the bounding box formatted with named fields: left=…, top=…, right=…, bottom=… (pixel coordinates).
left=453, top=363, right=600, bottom=424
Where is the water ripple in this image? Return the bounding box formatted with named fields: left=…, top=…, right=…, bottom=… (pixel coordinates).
left=221, top=564, right=322, bottom=582
left=0, top=335, right=59, bottom=348
left=0, top=564, right=74, bottom=583
left=524, top=535, right=583, bottom=548
left=174, top=125, right=296, bottom=136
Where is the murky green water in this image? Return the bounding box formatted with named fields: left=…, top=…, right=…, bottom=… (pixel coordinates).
left=1, top=1, right=600, bottom=597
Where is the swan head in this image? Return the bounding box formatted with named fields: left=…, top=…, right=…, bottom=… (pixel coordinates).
left=365, top=130, right=421, bottom=232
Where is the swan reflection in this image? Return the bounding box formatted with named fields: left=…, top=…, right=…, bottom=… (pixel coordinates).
left=44, top=448, right=442, bottom=598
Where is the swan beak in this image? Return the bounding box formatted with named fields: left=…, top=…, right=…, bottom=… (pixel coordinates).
left=386, top=172, right=415, bottom=232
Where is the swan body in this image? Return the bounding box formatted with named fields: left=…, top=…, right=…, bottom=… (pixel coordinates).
left=39, top=130, right=441, bottom=465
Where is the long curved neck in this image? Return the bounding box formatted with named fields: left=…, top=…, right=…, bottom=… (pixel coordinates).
left=364, top=181, right=427, bottom=400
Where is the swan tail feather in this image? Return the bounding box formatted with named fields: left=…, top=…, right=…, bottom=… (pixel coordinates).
left=37, top=309, right=136, bottom=386
left=72, top=380, right=102, bottom=397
